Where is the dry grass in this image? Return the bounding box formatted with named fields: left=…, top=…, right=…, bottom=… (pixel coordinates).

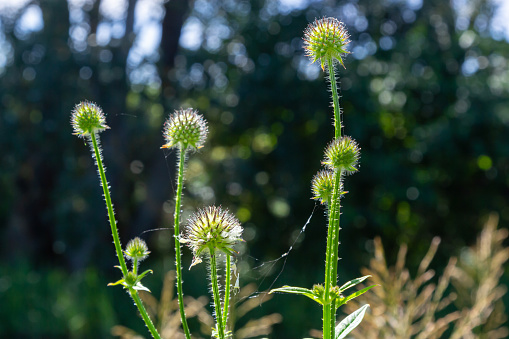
left=112, top=271, right=281, bottom=339
left=346, top=212, right=508, bottom=339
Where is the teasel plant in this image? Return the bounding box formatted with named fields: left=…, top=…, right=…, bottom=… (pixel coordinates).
left=270, top=18, right=374, bottom=339
left=71, top=101, right=161, bottom=339
left=112, top=273, right=282, bottom=339
left=162, top=108, right=209, bottom=339
left=182, top=206, right=244, bottom=339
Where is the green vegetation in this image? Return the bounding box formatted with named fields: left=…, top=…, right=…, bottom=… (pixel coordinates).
left=1, top=0, right=508, bottom=338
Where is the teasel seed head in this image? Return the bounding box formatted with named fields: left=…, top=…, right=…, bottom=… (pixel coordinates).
left=303, top=17, right=350, bottom=70
left=125, top=237, right=150, bottom=262
left=322, top=136, right=360, bottom=174
left=71, top=101, right=109, bottom=137
left=311, top=170, right=343, bottom=204
left=183, top=206, right=243, bottom=267
left=161, top=108, right=208, bottom=151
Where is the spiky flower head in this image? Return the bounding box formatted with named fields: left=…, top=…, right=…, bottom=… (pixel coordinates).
left=311, top=170, right=344, bottom=204
left=322, top=136, right=360, bottom=174
left=303, top=17, right=350, bottom=70
left=183, top=206, right=243, bottom=266
left=71, top=101, right=109, bottom=137
left=124, top=237, right=150, bottom=262
left=161, top=108, right=208, bottom=151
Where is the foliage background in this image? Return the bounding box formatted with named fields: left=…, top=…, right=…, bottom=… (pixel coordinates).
left=0, top=0, right=508, bottom=338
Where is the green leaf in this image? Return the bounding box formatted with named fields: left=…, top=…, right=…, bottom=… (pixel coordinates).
left=338, top=275, right=371, bottom=293
left=335, top=304, right=370, bottom=339
left=107, top=278, right=125, bottom=287
left=336, top=285, right=377, bottom=308
left=269, top=286, right=322, bottom=304
left=133, top=282, right=151, bottom=292
left=137, top=269, right=153, bottom=281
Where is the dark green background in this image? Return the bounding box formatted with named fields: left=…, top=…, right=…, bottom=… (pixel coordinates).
left=1, top=0, right=508, bottom=337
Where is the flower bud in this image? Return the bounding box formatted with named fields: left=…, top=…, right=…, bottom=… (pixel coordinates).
left=183, top=206, right=243, bottom=266
left=162, top=108, right=208, bottom=151
left=71, top=101, right=109, bottom=137
left=322, top=136, right=360, bottom=174
left=125, top=237, right=150, bottom=262
left=303, top=17, right=350, bottom=70
left=124, top=271, right=138, bottom=286
left=312, top=170, right=339, bottom=204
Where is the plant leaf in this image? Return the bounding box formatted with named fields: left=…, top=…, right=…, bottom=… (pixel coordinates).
left=107, top=278, right=125, bottom=287
left=336, top=285, right=377, bottom=308
left=338, top=275, right=371, bottom=292
left=133, top=282, right=151, bottom=292
left=269, top=286, right=322, bottom=304
left=335, top=304, right=370, bottom=339
left=137, top=269, right=153, bottom=281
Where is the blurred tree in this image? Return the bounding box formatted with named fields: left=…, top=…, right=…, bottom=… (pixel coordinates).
left=0, top=0, right=508, bottom=337
left=0, top=0, right=189, bottom=336
left=162, top=0, right=509, bottom=336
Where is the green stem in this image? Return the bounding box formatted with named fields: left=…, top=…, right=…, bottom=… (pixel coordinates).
left=323, top=305, right=331, bottom=339
left=173, top=148, right=191, bottom=339
left=323, top=197, right=335, bottom=339
left=210, top=249, right=226, bottom=339
left=133, top=258, right=138, bottom=275
left=222, top=255, right=231, bottom=330
left=90, top=132, right=128, bottom=277
left=330, top=300, right=336, bottom=337
left=130, top=289, right=162, bottom=339
left=325, top=56, right=343, bottom=339
left=323, top=172, right=343, bottom=339
left=327, top=58, right=342, bottom=139
left=91, top=133, right=160, bottom=339
left=329, top=170, right=343, bottom=338
left=324, top=200, right=333, bottom=288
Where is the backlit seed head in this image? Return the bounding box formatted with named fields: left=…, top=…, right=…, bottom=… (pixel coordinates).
left=184, top=206, right=243, bottom=266
left=71, top=101, right=109, bottom=137
left=303, top=17, right=350, bottom=70
left=322, top=136, right=360, bottom=174
left=162, top=108, right=208, bottom=151
left=125, top=237, right=150, bottom=262
left=311, top=170, right=338, bottom=204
